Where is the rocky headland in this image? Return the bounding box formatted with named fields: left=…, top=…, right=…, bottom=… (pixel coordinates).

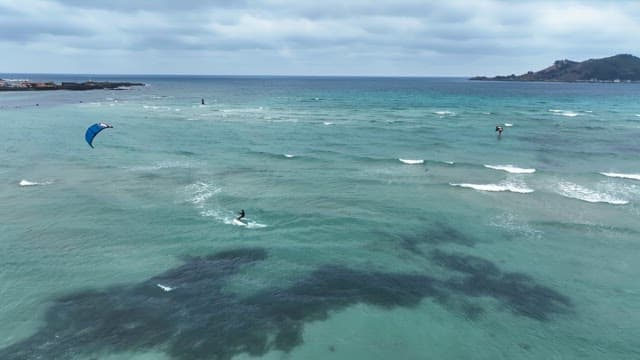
left=471, top=54, right=640, bottom=82
left=0, top=80, right=145, bottom=91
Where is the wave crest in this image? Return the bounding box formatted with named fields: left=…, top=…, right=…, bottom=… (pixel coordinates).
left=450, top=182, right=534, bottom=193
left=484, top=164, right=536, bottom=174
left=600, top=172, right=640, bottom=181
left=19, top=179, right=53, bottom=187
left=399, top=159, right=424, bottom=165
left=556, top=182, right=628, bottom=205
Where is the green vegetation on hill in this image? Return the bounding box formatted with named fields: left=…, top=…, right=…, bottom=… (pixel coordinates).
left=471, top=54, right=640, bottom=82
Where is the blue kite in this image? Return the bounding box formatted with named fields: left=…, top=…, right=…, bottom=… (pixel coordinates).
left=85, top=123, right=113, bottom=148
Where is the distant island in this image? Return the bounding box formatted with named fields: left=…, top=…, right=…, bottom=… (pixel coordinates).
left=0, top=80, right=145, bottom=91
left=470, top=54, right=640, bottom=82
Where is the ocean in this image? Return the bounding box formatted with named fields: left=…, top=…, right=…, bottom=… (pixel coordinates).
left=1, top=75, right=639, bottom=359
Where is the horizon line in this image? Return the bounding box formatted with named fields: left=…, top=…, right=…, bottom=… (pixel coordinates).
left=0, top=72, right=472, bottom=79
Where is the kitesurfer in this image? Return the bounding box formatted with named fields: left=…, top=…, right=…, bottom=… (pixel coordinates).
left=201, top=98, right=205, bottom=105
left=495, top=125, right=503, bottom=136
left=236, top=209, right=245, bottom=221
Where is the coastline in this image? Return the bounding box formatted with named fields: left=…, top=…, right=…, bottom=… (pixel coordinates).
left=0, top=80, right=145, bottom=91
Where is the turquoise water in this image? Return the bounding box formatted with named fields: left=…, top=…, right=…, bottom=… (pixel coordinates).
left=1, top=76, right=639, bottom=359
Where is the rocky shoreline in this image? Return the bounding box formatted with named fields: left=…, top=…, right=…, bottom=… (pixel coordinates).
left=0, top=80, right=145, bottom=91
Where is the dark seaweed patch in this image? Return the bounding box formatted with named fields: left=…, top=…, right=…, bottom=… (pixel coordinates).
left=400, top=221, right=475, bottom=255
left=431, top=249, right=571, bottom=320
left=0, top=247, right=570, bottom=360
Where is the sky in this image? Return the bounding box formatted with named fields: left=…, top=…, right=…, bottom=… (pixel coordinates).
left=1, top=0, right=639, bottom=76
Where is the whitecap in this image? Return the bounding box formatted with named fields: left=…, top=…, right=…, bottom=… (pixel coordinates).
left=157, top=284, right=174, bottom=292
left=434, top=111, right=455, bottom=116
left=504, top=123, right=513, bottom=127
left=484, top=164, right=536, bottom=174
left=600, top=172, right=640, bottom=181
left=19, top=180, right=38, bottom=186
left=556, top=182, right=628, bottom=205
left=19, top=179, right=53, bottom=187
left=323, top=121, right=334, bottom=125
left=549, top=109, right=579, bottom=117
left=284, top=154, right=295, bottom=158
left=399, top=159, right=424, bottom=165
left=635, top=114, right=640, bottom=117
left=450, top=182, right=534, bottom=193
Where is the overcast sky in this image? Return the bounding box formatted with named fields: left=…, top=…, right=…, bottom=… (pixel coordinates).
left=1, top=0, right=638, bottom=76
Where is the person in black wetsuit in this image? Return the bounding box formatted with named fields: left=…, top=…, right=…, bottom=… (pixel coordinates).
left=236, top=209, right=245, bottom=221
left=495, top=125, right=503, bottom=136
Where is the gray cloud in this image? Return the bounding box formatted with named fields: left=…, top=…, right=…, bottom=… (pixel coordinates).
left=0, top=0, right=638, bottom=75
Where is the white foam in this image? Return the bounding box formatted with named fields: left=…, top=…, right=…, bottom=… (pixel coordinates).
left=556, top=182, right=628, bottom=205
left=323, top=121, right=334, bottom=125
left=19, top=180, right=38, bottom=186
left=157, top=284, right=174, bottom=292
left=549, top=109, right=579, bottom=117
left=127, top=161, right=193, bottom=172
left=284, top=154, right=295, bottom=158
left=635, top=114, right=640, bottom=117
left=201, top=209, right=268, bottom=229
left=484, top=164, right=536, bottom=174
left=399, top=159, right=424, bottom=165
left=450, top=182, right=534, bottom=193
left=19, top=179, right=53, bottom=187
left=504, top=123, right=513, bottom=127
left=232, top=218, right=267, bottom=228
left=221, top=107, right=264, bottom=113
left=434, top=111, right=455, bottom=116
left=600, top=172, right=640, bottom=181
left=185, top=182, right=221, bottom=207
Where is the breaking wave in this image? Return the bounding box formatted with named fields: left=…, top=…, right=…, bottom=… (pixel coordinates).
left=556, top=182, right=628, bottom=205
left=399, top=159, right=424, bottom=165
left=484, top=164, right=536, bottom=174
left=450, top=182, right=534, bottom=194
left=600, top=172, right=640, bottom=181
left=19, top=179, right=53, bottom=187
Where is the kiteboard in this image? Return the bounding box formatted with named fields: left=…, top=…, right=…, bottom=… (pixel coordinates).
left=233, top=218, right=248, bottom=227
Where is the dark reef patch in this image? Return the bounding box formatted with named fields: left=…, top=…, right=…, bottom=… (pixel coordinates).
left=431, top=249, right=572, bottom=320
left=400, top=221, right=475, bottom=255
left=0, top=247, right=570, bottom=360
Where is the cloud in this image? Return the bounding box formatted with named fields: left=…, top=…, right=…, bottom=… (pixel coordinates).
left=0, top=0, right=638, bottom=75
